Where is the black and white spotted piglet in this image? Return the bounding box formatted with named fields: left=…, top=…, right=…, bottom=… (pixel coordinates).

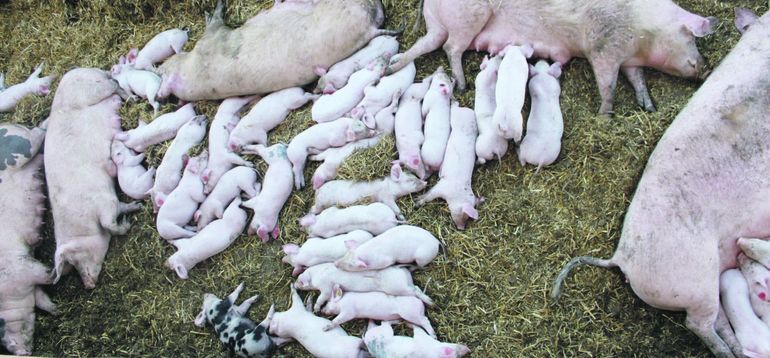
left=194, top=282, right=289, bottom=357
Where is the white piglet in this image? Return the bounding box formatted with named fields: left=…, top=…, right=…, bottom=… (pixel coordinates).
left=156, top=151, right=208, bottom=241
left=241, top=144, right=293, bottom=243
left=311, top=58, right=387, bottom=123
left=474, top=55, right=507, bottom=164
left=204, top=96, right=255, bottom=194
left=737, top=254, right=770, bottom=325
left=151, top=115, right=208, bottom=210
left=351, top=57, right=415, bottom=125
left=114, top=103, right=197, bottom=152
left=111, top=59, right=162, bottom=114
left=492, top=44, right=534, bottom=142
left=127, top=28, right=189, bottom=70
left=518, top=60, right=564, bottom=170
left=0, top=63, right=55, bottom=113
left=315, top=35, right=399, bottom=94
left=395, top=78, right=431, bottom=179
left=111, top=140, right=155, bottom=200
left=364, top=321, right=471, bottom=358
left=282, top=231, right=374, bottom=276
left=420, top=67, right=454, bottom=174
left=738, top=237, right=770, bottom=269
left=299, top=202, right=400, bottom=238
left=719, top=269, right=770, bottom=358
left=195, top=166, right=259, bottom=230
left=335, top=225, right=440, bottom=272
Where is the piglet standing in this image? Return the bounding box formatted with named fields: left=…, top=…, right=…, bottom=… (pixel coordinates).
left=395, top=78, right=431, bottom=178
left=282, top=231, right=374, bottom=276
left=738, top=237, right=770, bottom=269
left=114, top=103, right=197, bottom=152
left=737, top=254, right=770, bottom=326
left=166, top=198, right=248, bottom=279
left=311, top=58, right=387, bottom=123
left=111, top=59, right=162, bottom=114
left=420, top=67, right=453, bottom=174
left=203, top=96, right=254, bottom=193
left=0, top=63, right=55, bottom=113
left=156, top=151, right=208, bottom=241
left=299, top=202, right=400, bottom=238
left=195, top=166, right=259, bottom=230
left=474, top=55, right=507, bottom=164
left=492, top=44, right=533, bottom=142
left=417, top=102, right=481, bottom=230
left=151, top=115, right=208, bottom=210
left=364, top=321, right=470, bottom=358
left=268, top=286, right=366, bottom=358
left=111, top=140, right=156, bottom=200
left=228, top=87, right=316, bottom=151
left=719, top=269, right=770, bottom=358
left=335, top=225, right=440, bottom=271
left=518, top=60, right=564, bottom=170
left=315, top=35, right=399, bottom=94
left=127, top=28, right=189, bottom=70
left=241, top=144, right=293, bottom=242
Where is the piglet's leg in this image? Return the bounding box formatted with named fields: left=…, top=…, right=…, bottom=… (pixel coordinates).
left=323, top=312, right=355, bottom=331
left=714, top=305, right=742, bottom=357
left=233, top=295, right=259, bottom=315
left=35, top=287, right=57, bottom=314
left=100, top=210, right=131, bottom=236
left=621, top=66, right=656, bottom=112
left=258, top=304, right=275, bottom=327
left=119, top=201, right=142, bottom=214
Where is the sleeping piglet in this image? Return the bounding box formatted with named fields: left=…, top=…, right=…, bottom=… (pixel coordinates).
left=719, top=269, right=770, bottom=358
left=156, top=151, right=208, bottom=241
left=492, top=44, right=533, bottom=142
left=738, top=237, right=770, bottom=269
left=315, top=35, right=399, bottom=94
left=363, top=321, right=470, bottom=358
left=335, top=225, right=439, bottom=272
left=111, top=59, right=162, bottom=114
left=203, top=96, right=255, bottom=194
left=351, top=55, right=415, bottom=125
left=395, top=78, right=431, bottom=179
left=282, top=230, right=373, bottom=276
left=114, top=103, right=197, bottom=152
left=518, top=60, right=564, bottom=170
left=195, top=166, right=259, bottom=230
left=311, top=58, right=387, bottom=123
left=127, top=28, right=189, bottom=70
left=299, top=202, right=400, bottom=238
left=241, top=144, right=293, bottom=243
left=0, top=63, right=55, bottom=113
left=474, top=54, right=507, bottom=164
left=737, top=253, right=770, bottom=326
left=111, top=140, right=156, bottom=200
left=420, top=67, right=453, bottom=174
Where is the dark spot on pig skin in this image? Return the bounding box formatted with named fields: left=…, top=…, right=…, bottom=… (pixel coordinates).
left=0, top=318, right=5, bottom=340
left=210, top=300, right=231, bottom=326
left=0, top=128, right=32, bottom=171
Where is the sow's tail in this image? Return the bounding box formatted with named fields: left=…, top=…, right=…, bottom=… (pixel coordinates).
left=550, top=256, right=616, bottom=301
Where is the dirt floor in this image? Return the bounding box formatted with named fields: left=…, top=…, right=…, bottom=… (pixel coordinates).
left=1, top=0, right=768, bottom=356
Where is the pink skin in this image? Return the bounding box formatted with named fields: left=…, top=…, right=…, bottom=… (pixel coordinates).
left=315, top=35, right=400, bottom=94
left=310, top=162, right=427, bottom=219
left=195, top=166, right=259, bottom=230
left=420, top=67, right=454, bottom=174
left=127, top=28, right=189, bottom=70
left=166, top=198, right=247, bottom=279
left=517, top=60, right=564, bottom=170
left=364, top=321, right=471, bottom=358
left=417, top=103, right=481, bottom=230
left=156, top=151, right=208, bottom=241
left=268, top=286, right=365, bottom=358
left=737, top=254, right=770, bottom=326
left=45, top=68, right=140, bottom=289
left=110, top=60, right=162, bottom=114
left=335, top=225, right=439, bottom=272
left=351, top=57, right=415, bottom=124
left=735, top=8, right=759, bottom=35
left=552, top=15, right=770, bottom=357
left=321, top=287, right=436, bottom=338
left=0, top=62, right=56, bottom=113
left=389, top=0, right=716, bottom=115
left=492, top=44, right=533, bottom=143
left=287, top=117, right=376, bottom=189
left=241, top=144, right=293, bottom=243
left=311, top=58, right=387, bottom=123
left=299, top=202, right=401, bottom=238
left=114, top=103, right=197, bottom=152
left=720, top=269, right=770, bottom=358
left=111, top=140, right=156, bottom=200
left=738, top=237, right=770, bottom=270
left=295, top=263, right=434, bottom=312
left=203, top=96, right=255, bottom=194
left=395, top=78, right=432, bottom=179
left=282, top=231, right=373, bottom=276
left=474, top=54, right=507, bottom=164
left=228, top=87, right=317, bottom=152
left=150, top=115, right=208, bottom=212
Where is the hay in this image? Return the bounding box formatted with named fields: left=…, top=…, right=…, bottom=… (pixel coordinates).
left=1, top=0, right=767, bottom=356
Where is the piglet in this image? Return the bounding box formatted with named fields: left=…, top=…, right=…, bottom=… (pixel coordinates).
left=228, top=87, right=316, bottom=151
left=738, top=253, right=770, bottom=326
left=282, top=230, right=373, bottom=276
left=364, top=321, right=470, bottom=358
left=111, top=60, right=162, bottom=114
left=203, top=96, right=255, bottom=193
left=241, top=144, right=293, bottom=243
left=151, top=115, right=208, bottom=210
left=299, top=202, right=400, bottom=238
left=0, top=63, right=55, bottom=113
left=127, top=28, right=189, bottom=70
left=417, top=102, right=481, bottom=230
left=420, top=67, right=454, bottom=174
left=492, top=44, right=533, bottom=142
left=194, top=283, right=285, bottom=358
left=111, top=140, right=156, bottom=200
left=166, top=198, right=248, bottom=279
left=311, top=58, right=387, bottom=123
left=351, top=56, right=415, bottom=125
left=268, top=286, right=366, bottom=358
left=518, top=60, right=564, bottom=170
left=156, top=151, right=208, bottom=241
left=195, top=166, right=260, bottom=230
left=321, top=287, right=436, bottom=338
left=114, top=103, right=197, bottom=152
left=735, top=8, right=759, bottom=35
left=295, top=263, right=433, bottom=312
left=738, top=237, right=770, bottom=269
left=395, top=78, right=431, bottom=178
left=474, top=55, right=507, bottom=164
left=335, top=225, right=439, bottom=271
left=315, top=35, right=399, bottom=94
left=310, top=162, right=427, bottom=219
left=287, top=117, right=376, bottom=189
left=719, top=269, right=770, bottom=358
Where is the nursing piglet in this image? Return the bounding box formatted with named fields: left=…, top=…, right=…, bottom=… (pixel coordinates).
left=166, top=198, right=247, bottom=279
left=195, top=166, right=259, bottom=230
left=111, top=60, right=161, bottom=114
left=311, top=58, right=386, bottom=123
left=335, top=225, right=439, bottom=271
left=268, top=286, right=366, bottom=358
left=719, top=269, right=770, bottom=358
left=417, top=102, right=481, bottom=230
left=518, top=60, right=564, bottom=170
left=151, top=115, right=208, bottom=210
left=299, top=202, right=400, bottom=238
left=282, top=231, right=373, bottom=276
left=420, top=67, right=453, bottom=174
left=228, top=88, right=316, bottom=151
left=315, top=35, right=399, bottom=94
left=492, top=44, right=533, bottom=142
left=241, top=144, right=293, bottom=243
left=0, top=63, right=55, bottom=113
left=111, top=140, right=156, bottom=200
left=351, top=57, right=415, bottom=124
left=310, top=162, right=427, bottom=219
left=114, top=103, right=197, bottom=152
left=474, top=55, right=507, bottom=164
left=364, top=321, right=470, bottom=358
left=738, top=237, right=770, bottom=269
left=156, top=151, right=208, bottom=241
left=321, top=288, right=436, bottom=338
left=127, top=28, right=189, bottom=70
left=395, top=78, right=431, bottom=178
left=737, top=254, right=770, bottom=326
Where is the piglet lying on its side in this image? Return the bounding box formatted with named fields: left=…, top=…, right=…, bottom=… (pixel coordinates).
left=719, top=269, right=770, bottom=358
left=315, top=35, right=399, bottom=94
left=195, top=166, right=259, bottom=230
left=111, top=140, right=155, bottom=200
left=282, top=231, right=373, bottom=276
left=0, top=63, right=55, bottom=113
left=166, top=198, right=247, bottom=279
left=204, top=96, right=255, bottom=193
left=335, top=225, right=440, bottom=272
left=518, top=60, right=564, bottom=170
left=151, top=115, right=208, bottom=210
left=311, top=58, right=387, bottom=123
left=351, top=56, right=415, bottom=124
left=395, top=78, right=431, bottom=179
left=364, top=321, right=470, bottom=358
left=241, top=144, right=293, bottom=243
left=114, top=103, right=197, bottom=152
left=111, top=58, right=162, bottom=114
left=127, top=28, right=189, bottom=70
left=300, top=202, right=400, bottom=238
left=156, top=151, right=208, bottom=241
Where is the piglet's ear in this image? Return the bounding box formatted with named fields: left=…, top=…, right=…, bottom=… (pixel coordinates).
left=685, top=15, right=718, bottom=37
left=182, top=154, right=190, bottom=167
left=440, top=347, right=455, bottom=358
left=548, top=63, right=562, bottom=79
left=282, top=244, right=299, bottom=255
left=355, top=260, right=368, bottom=270
left=332, top=284, right=343, bottom=299
left=119, top=55, right=126, bottom=65
left=390, top=162, right=402, bottom=180
left=480, top=55, right=489, bottom=70
left=528, top=64, right=537, bottom=78
left=346, top=126, right=357, bottom=142
left=462, top=204, right=479, bottom=220
left=127, top=48, right=138, bottom=64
